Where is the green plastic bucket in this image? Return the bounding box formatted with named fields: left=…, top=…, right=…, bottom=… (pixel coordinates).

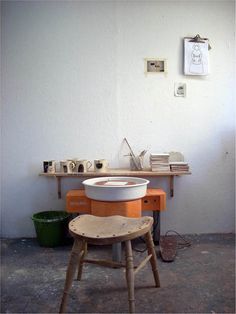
left=32, top=211, right=70, bottom=247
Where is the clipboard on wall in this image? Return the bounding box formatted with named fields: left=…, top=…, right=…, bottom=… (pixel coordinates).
left=184, top=34, right=211, bottom=76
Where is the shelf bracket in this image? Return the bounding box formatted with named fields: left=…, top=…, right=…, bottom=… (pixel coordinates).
left=56, top=177, right=62, bottom=199
left=170, top=176, right=174, bottom=197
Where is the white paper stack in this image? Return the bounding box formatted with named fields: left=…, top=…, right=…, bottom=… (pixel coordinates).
left=170, top=161, right=189, bottom=172
left=150, top=153, right=170, bottom=172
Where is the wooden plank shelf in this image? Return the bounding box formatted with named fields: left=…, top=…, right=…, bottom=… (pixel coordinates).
left=39, top=169, right=191, bottom=199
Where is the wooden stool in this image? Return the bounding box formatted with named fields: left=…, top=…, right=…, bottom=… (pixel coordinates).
left=59, top=215, right=161, bottom=314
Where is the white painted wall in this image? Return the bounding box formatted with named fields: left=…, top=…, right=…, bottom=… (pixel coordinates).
left=1, top=0, right=235, bottom=237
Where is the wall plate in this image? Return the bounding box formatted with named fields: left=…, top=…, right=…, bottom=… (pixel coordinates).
left=145, top=58, right=167, bottom=73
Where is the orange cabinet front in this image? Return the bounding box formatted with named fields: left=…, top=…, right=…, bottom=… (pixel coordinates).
left=66, top=190, right=91, bottom=214
left=66, top=188, right=166, bottom=215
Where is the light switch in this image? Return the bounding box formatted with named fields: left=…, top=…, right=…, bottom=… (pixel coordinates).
left=174, top=83, right=186, bottom=97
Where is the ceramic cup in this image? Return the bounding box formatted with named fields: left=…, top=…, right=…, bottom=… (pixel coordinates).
left=94, top=159, right=109, bottom=173
left=75, top=160, right=92, bottom=173
left=60, top=160, right=75, bottom=174
left=43, top=160, right=56, bottom=173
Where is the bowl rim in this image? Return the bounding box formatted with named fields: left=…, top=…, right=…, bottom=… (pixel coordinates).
left=82, top=177, right=150, bottom=188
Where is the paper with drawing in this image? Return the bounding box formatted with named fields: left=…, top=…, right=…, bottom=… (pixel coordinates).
left=184, top=38, right=209, bottom=75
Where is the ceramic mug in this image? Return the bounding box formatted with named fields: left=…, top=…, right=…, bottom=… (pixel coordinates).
left=60, top=160, right=75, bottom=174
left=94, top=159, right=109, bottom=173
left=43, top=160, right=56, bottom=173
left=75, top=160, right=92, bottom=173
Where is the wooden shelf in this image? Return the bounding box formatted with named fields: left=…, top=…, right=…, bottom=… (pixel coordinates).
left=39, top=169, right=191, bottom=199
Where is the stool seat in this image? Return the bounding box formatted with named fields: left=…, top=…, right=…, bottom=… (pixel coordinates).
left=69, top=215, right=153, bottom=245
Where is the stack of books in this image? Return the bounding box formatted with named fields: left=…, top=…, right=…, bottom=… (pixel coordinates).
left=150, top=153, right=170, bottom=172
left=170, top=162, right=189, bottom=172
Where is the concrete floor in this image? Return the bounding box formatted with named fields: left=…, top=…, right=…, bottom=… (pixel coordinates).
left=1, top=233, right=235, bottom=314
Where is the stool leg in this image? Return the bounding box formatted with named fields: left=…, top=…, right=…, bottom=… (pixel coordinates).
left=77, top=240, right=87, bottom=280
left=125, top=240, right=135, bottom=313
left=145, top=230, right=160, bottom=287
left=59, top=238, right=83, bottom=313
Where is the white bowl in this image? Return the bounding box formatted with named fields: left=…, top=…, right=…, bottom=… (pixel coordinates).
left=82, top=177, right=149, bottom=202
